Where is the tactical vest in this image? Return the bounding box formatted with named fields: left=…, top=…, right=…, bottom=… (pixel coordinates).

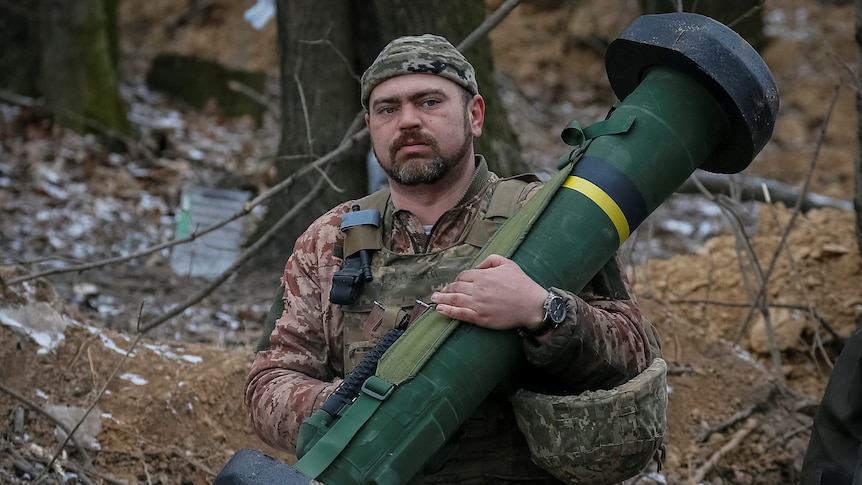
left=335, top=174, right=566, bottom=484
left=339, top=175, right=538, bottom=374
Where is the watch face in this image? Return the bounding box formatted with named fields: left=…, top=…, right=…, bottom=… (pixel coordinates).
left=548, top=294, right=566, bottom=324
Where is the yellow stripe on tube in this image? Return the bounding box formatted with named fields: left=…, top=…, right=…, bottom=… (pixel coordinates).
left=562, top=176, right=630, bottom=243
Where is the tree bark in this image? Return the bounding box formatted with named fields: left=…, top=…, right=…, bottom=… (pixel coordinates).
left=39, top=0, right=131, bottom=140
left=0, top=1, right=41, bottom=97
left=855, top=0, right=862, bottom=255
left=250, top=0, right=368, bottom=269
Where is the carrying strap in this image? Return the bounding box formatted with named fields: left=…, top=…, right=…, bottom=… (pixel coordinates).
left=294, top=376, right=393, bottom=477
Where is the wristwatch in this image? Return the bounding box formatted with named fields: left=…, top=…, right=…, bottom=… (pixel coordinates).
left=518, top=289, right=567, bottom=342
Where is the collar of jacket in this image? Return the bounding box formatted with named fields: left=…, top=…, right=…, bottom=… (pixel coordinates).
left=455, top=155, right=493, bottom=206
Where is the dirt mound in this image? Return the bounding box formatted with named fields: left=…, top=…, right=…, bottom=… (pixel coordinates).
left=0, top=266, right=293, bottom=484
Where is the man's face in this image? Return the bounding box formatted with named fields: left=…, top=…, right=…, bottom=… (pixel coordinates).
left=365, top=74, right=484, bottom=186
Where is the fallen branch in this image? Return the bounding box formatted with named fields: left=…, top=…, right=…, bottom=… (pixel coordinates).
left=696, top=404, right=757, bottom=443
left=0, top=381, right=92, bottom=466
left=678, top=171, right=853, bottom=212
left=35, top=302, right=147, bottom=483
left=690, top=418, right=759, bottom=484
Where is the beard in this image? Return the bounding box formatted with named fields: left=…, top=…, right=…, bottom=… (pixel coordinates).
left=379, top=116, right=472, bottom=186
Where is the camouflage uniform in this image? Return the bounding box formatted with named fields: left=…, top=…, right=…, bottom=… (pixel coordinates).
left=245, top=34, right=652, bottom=484
left=245, top=157, right=651, bottom=483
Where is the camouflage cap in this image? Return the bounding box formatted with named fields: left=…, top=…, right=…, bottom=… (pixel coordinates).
left=360, top=34, right=478, bottom=109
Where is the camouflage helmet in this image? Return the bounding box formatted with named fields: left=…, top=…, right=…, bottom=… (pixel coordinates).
left=509, top=357, right=668, bottom=485
left=360, top=34, right=478, bottom=110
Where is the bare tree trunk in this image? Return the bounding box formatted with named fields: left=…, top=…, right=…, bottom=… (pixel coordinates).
left=250, top=0, right=368, bottom=269
left=855, top=0, right=862, bottom=255
left=0, top=1, right=41, bottom=97
left=39, top=0, right=131, bottom=141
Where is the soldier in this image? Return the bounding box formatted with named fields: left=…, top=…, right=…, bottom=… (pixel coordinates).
left=245, top=34, right=661, bottom=484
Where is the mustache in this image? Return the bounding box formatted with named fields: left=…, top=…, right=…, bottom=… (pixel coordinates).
left=390, top=131, right=436, bottom=153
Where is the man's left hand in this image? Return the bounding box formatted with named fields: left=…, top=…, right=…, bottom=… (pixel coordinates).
left=431, top=254, right=547, bottom=330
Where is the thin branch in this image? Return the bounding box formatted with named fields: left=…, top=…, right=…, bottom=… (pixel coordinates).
left=137, top=145, right=353, bottom=334
left=457, top=0, right=523, bottom=53
left=37, top=302, right=148, bottom=482
left=688, top=174, right=785, bottom=383
left=293, top=71, right=345, bottom=193
left=0, top=382, right=92, bottom=466
left=761, top=183, right=834, bottom=370
left=8, top=205, right=250, bottom=284
left=690, top=418, right=759, bottom=484
left=227, top=80, right=274, bottom=112
left=727, top=1, right=765, bottom=30
left=0, top=88, right=45, bottom=107
left=298, top=22, right=360, bottom=82
left=732, top=83, right=843, bottom=345
left=6, top=129, right=358, bottom=285
left=696, top=404, right=757, bottom=443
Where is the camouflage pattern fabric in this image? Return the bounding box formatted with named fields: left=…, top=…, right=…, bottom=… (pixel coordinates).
left=360, top=34, right=478, bottom=109
left=510, top=358, right=668, bottom=485
left=244, top=156, right=654, bottom=483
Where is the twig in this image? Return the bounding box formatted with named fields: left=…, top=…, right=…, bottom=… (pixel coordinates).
left=760, top=183, right=833, bottom=370
left=227, top=80, right=273, bottom=111
left=298, top=23, right=360, bottom=82
left=726, top=1, right=764, bottom=30
left=35, top=302, right=148, bottom=483
left=293, top=71, right=344, bottom=193
left=138, top=164, right=337, bottom=334
left=6, top=134, right=349, bottom=285
left=696, top=404, right=757, bottom=443
left=690, top=418, right=758, bottom=484
left=0, top=381, right=92, bottom=466
left=732, top=83, right=842, bottom=345
left=0, top=88, right=45, bottom=107
left=689, top=174, right=785, bottom=383
left=768, top=422, right=811, bottom=448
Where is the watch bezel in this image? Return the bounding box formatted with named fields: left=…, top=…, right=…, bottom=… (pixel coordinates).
left=543, top=290, right=567, bottom=325
left=519, top=289, right=567, bottom=342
